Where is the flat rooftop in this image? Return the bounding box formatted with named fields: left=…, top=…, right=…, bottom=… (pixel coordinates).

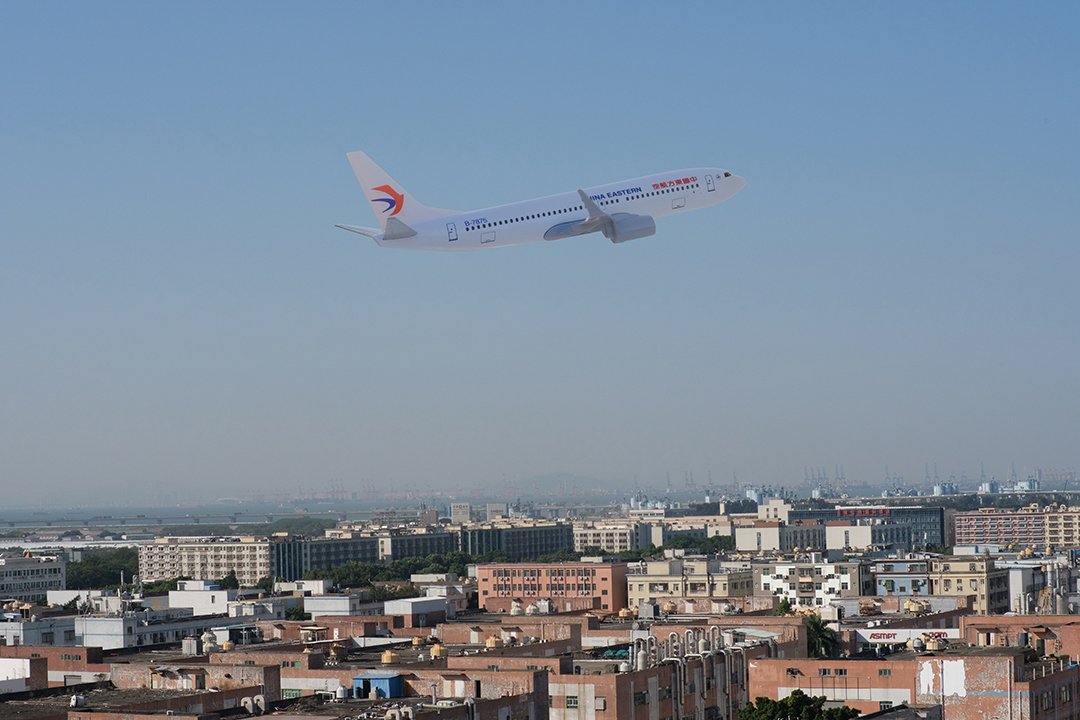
left=0, top=687, right=202, bottom=720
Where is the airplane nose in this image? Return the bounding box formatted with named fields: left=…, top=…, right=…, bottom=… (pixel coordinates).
left=717, top=173, right=747, bottom=201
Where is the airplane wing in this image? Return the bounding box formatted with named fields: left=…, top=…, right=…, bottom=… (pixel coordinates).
left=543, top=189, right=612, bottom=241
left=543, top=189, right=656, bottom=244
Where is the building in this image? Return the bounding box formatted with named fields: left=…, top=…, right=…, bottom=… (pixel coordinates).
left=485, top=503, right=509, bottom=521
left=450, top=503, right=473, bottom=524
left=459, top=521, right=574, bottom=561
left=758, top=497, right=792, bottom=522
left=73, top=608, right=258, bottom=650
left=0, top=615, right=77, bottom=646
left=825, top=521, right=912, bottom=552
left=953, top=506, right=1048, bottom=549
left=167, top=580, right=237, bottom=616
left=375, top=530, right=458, bottom=561
left=954, top=505, right=1080, bottom=552
left=138, top=534, right=379, bottom=585
left=734, top=520, right=826, bottom=553
left=0, top=553, right=66, bottom=602
left=475, top=560, right=628, bottom=612
left=927, top=556, right=1009, bottom=614
left=303, top=593, right=382, bottom=617
left=754, top=557, right=872, bottom=608
left=870, top=556, right=932, bottom=596
left=627, top=557, right=753, bottom=608
left=790, top=505, right=947, bottom=547
left=573, top=520, right=655, bottom=554
left=748, top=645, right=1080, bottom=720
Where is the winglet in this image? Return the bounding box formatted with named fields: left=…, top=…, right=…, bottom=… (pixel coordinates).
left=577, top=189, right=608, bottom=222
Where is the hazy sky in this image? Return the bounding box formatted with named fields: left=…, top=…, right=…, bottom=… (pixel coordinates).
left=2, top=4, right=1078, bottom=506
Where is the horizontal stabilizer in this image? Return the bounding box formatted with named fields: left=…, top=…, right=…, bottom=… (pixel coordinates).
left=335, top=224, right=383, bottom=240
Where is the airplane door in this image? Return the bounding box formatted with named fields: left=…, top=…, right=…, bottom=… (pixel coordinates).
left=705, top=174, right=715, bottom=192
left=446, top=223, right=458, bottom=242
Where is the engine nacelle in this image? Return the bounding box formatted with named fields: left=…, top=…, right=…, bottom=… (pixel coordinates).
left=607, top=213, right=656, bottom=243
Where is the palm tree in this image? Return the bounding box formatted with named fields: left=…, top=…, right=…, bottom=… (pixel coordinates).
left=805, top=613, right=839, bottom=658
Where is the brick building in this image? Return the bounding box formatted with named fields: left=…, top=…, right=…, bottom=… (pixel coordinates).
left=475, top=561, right=628, bottom=613
left=749, top=646, right=1080, bottom=720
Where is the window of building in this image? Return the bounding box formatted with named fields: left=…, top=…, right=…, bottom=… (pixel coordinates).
left=819, top=668, right=831, bottom=676
left=566, top=696, right=579, bottom=709
left=879, top=668, right=892, bottom=676
left=880, top=702, right=894, bottom=711
left=836, top=668, right=848, bottom=676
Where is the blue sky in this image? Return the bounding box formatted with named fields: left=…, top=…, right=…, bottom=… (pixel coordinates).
left=2, top=4, right=1077, bottom=505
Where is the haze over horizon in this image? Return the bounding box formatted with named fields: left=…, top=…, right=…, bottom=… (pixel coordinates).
left=2, top=4, right=1078, bottom=506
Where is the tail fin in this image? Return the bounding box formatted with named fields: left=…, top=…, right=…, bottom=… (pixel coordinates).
left=346, top=151, right=459, bottom=230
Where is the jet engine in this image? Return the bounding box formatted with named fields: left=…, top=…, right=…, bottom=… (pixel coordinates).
left=605, top=213, right=657, bottom=243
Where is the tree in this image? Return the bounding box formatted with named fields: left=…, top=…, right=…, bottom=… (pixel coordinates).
left=776, top=598, right=793, bottom=616
left=537, top=548, right=581, bottom=562
left=66, top=548, right=139, bottom=589
left=143, top=577, right=189, bottom=594
left=739, top=689, right=858, bottom=720
left=805, top=614, right=839, bottom=658
left=285, top=606, right=310, bottom=621
left=256, top=576, right=276, bottom=593
left=369, top=584, right=419, bottom=602
left=217, top=571, right=240, bottom=590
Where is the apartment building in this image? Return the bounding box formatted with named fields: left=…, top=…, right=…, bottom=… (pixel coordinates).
left=138, top=534, right=379, bottom=585
left=573, top=520, right=656, bottom=554
left=754, top=557, right=872, bottom=608
left=870, top=557, right=932, bottom=596
left=627, top=557, right=753, bottom=607
left=459, top=521, right=574, bottom=561
left=0, top=553, right=66, bottom=602
left=954, top=505, right=1080, bottom=552
left=953, top=506, right=1048, bottom=549
left=475, top=560, right=628, bottom=612
left=375, top=530, right=458, bottom=562
left=927, top=556, right=1009, bottom=614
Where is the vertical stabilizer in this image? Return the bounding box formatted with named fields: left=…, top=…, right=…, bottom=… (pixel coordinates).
left=345, top=151, right=458, bottom=230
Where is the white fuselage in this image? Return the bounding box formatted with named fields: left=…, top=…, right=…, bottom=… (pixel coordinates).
left=377, top=168, right=743, bottom=251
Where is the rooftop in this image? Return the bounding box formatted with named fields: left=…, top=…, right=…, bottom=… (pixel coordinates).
left=0, top=687, right=203, bottom=720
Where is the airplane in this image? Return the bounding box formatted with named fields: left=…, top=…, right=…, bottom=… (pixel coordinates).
left=336, top=150, right=746, bottom=251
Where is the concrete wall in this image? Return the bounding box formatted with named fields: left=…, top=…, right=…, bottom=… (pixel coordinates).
left=0, top=656, right=47, bottom=693
left=110, top=662, right=281, bottom=701
left=0, top=645, right=110, bottom=687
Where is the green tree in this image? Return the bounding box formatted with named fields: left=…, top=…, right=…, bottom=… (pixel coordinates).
left=256, top=576, right=276, bottom=593
left=217, top=570, right=240, bottom=590
left=285, top=606, right=310, bottom=621
left=66, top=548, right=139, bottom=589
left=369, top=584, right=419, bottom=602
left=739, top=689, right=858, bottom=720
left=776, top=598, right=793, bottom=616
left=805, top=614, right=839, bottom=658
left=143, top=577, right=189, bottom=594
